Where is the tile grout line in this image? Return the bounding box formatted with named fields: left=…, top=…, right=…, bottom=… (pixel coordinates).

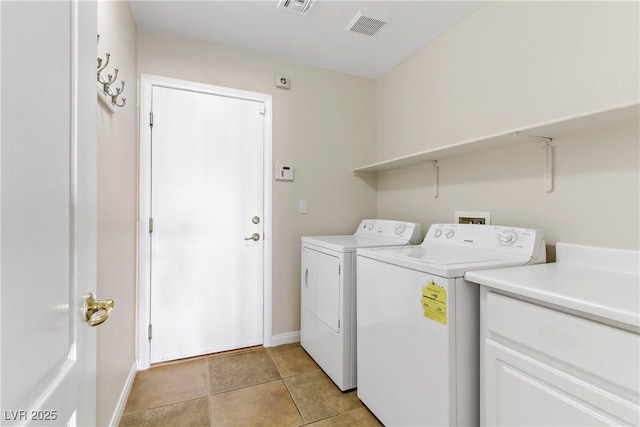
left=281, top=375, right=307, bottom=426
left=121, top=395, right=210, bottom=417
left=207, top=349, right=283, bottom=397
left=151, top=345, right=264, bottom=368
left=205, top=358, right=214, bottom=427
left=268, top=347, right=308, bottom=426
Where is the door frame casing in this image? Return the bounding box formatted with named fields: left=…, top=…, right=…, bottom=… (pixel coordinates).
left=137, top=74, right=273, bottom=370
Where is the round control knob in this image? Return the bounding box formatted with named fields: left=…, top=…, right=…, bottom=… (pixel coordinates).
left=395, top=224, right=407, bottom=235
left=434, top=228, right=442, bottom=238
left=366, top=222, right=375, bottom=230
left=445, top=229, right=455, bottom=239
left=498, top=230, right=518, bottom=247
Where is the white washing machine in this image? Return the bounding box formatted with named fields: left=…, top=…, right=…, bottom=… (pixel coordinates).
left=356, top=223, right=546, bottom=426
left=301, top=219, right=422, bottom=391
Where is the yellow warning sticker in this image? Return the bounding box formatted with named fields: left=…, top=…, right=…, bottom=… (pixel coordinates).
left=422, top=281, right=447, bottom=325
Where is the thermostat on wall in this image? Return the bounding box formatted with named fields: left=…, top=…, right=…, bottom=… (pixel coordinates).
left=275, top=165, right=294, bottom=181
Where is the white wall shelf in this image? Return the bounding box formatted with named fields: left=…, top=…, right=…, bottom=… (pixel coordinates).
left=353, top=103, right=639, bottom=176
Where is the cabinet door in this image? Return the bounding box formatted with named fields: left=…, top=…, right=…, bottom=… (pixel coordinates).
left=483, top=292, right=639, bottom=426
left=484, top=340, right=638, bottom=426
left=302, top=247, right=340, bottom=332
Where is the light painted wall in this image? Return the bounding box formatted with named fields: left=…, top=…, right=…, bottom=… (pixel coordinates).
left=97, top=1, right=138, bottom=425
left=375, top=1, right=640, bottom=255
left=137, top=30, right=377, bottom=336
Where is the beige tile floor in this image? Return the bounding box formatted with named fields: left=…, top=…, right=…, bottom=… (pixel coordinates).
left=120, top=343, right=383, bottom=427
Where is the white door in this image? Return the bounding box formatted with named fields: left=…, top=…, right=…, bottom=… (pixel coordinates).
left=1, top=1, right=99, bottom=426
left=149, top=85, right=265, bottom=363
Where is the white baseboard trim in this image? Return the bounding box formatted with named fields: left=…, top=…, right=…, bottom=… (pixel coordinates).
left=269, top=331, right=300, bottom=347
left=108, top=361, right=137, bottom=427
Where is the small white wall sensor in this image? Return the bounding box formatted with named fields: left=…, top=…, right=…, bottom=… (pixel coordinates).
left=276, top=75, right=290, bottom=89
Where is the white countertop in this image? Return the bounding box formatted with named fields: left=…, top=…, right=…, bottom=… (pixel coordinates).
left=465, top=243, right=640, bottom=328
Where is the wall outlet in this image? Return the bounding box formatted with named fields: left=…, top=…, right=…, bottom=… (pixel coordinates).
left=455, top=211, right=491, bottom=225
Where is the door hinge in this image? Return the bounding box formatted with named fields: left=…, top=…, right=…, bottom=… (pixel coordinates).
left=150, top=111, right=154, bottom=127
left=149, top=218, right=153, bottom=233
left=148, top=324, right=153, bottom=340
left=259, top=104, right=265, bottom=115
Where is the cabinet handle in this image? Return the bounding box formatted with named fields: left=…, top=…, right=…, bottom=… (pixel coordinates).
left=305, top=268, right=309, bottom=288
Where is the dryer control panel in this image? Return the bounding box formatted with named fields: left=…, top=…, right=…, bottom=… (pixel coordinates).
left=356, top=219, right=422, bottom=244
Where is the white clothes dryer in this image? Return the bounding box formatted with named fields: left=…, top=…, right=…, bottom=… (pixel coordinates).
left=301, top=219, right=422, bottom=391
left=356, top=224, right=546, bottom=426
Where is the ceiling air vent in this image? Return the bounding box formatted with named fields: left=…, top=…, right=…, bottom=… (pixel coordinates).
left=278, top=0, right=314, bottom=14
left=346, top=12, right=390, bottom=37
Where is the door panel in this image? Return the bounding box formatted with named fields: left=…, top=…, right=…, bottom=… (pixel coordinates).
left=150, top=86, right=264, bottom=363
left=302, top=247, right=340, bottom=332
left=483, top=292, right=639, bottom=426
left=484, top=341, right=637, bottom=426
left=1, top=1, right=97, bottom=425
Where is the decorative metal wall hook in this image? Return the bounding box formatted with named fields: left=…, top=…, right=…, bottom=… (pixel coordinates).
left=97, top=35, right=125, bottom=111
left=102, top=67, right=118, bottom=92
left=112, top=81, right=126, bottom=107
left=97, top=52, right=110, bottom=78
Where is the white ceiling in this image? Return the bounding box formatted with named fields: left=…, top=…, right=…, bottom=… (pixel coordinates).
left=129, top=1, right=486, bottom=79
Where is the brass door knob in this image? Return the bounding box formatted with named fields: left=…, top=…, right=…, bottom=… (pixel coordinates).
left=82, top=292, right=115, bottom=327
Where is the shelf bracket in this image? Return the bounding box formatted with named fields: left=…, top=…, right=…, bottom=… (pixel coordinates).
left=513, top=132, right=553, bottom=193
left=432, top=161, right=439, bottom=198
left=543, top=138, right=553, bottom=193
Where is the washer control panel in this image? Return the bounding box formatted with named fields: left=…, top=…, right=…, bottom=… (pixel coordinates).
left=497, top=229, right=520, bottom=247
left=357, top=219, right=423, bottom=244
left=425, top=223, right=546, bottom=261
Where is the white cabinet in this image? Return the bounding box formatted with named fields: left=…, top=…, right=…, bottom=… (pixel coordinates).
left=467, top=242, right=640, bottom=427
left=481, top=290, right=639, bottom=426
